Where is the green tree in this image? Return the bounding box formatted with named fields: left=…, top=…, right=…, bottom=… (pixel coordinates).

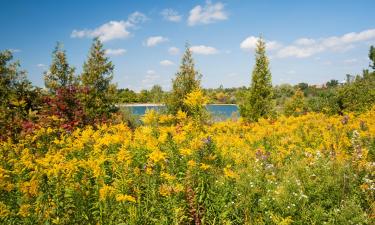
left=166, top=44, right=202, bottom=115
left=326, top=79, right=339, bottom=88
left=0, top=50, right=36, bottom=140
left=150, top=85, right=164, bottom=103
left=117, top=88, right=138, bottom=103
left=284, top=89, right=307, bottom=116
left=138, top=89, right=151, bottom=103
left=240, top=37, right=275, bottom=122
left=44, top=43, right=76, bottom=93
left=81, top=38, right=117, bottom=121
left=369, top=45, right=375, bottom=70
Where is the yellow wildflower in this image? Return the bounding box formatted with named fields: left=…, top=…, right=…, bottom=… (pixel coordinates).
left=187, top=160, right=196, bottom=167
left=99, top=185, right=115, bottom=201
left=148, top=150, right=167, bottom=163
left=159, top=184, right=172, bottom=197
left=115, top=194, right=136, bottom=203
left=161, top=172, right=176, bottom=181
left=159, top=114, right=174, bottom=124
left=142, top=109, right=159, bottom=125
left=200, top=163, right=211, bottom=171
left=176, top=110, right=187, bottom=121
left=179, top=148, right=192, bottom=156
left=224, top=167, right=239, bottom=179
left=0, top=202, right=10, bottom=218
left=183, top=89, right=208, bottom=108
left=18, top=204, right=31, bottom=217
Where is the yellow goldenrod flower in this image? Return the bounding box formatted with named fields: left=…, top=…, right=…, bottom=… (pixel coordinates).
left=148, top=150, right=167, bottom=163
left=99, top=185, right=115, bottom=201
left=115, top=194, right=136, bottom=203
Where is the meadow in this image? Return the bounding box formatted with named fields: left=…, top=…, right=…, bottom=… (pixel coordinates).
left=1, top=107, right=374, bottom=224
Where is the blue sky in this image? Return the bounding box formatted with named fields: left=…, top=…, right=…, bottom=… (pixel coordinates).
left=1, top=0, right=375, bottom=91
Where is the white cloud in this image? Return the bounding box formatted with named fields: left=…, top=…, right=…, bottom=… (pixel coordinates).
left=147, top=70, right=156, bottom=75
left=160, top=60, right=174, bottom=66
left=277, top=45, right=324, bottom=58
left=188, top=1, right=228, bottom=26
left=144, top=36, right=168, bottom=47
left=294, top=38, right=316, bottom=46
left=161, top=9, right=182, bottom=22
left=344, top=58, right=358, bottom=64
left=71, top=11, right=147, bottom=42
left=37, top=63, right=46, bottom=68
left=168, top=47, right=180, bottom=55
left=276, top=28, right=375, bottom=58
left=142, top=70, right=160, bottom=86
left=240, top=36, right=281, bottom=51
left=190, top=45, right=219, bottom=55
left=105, top=48, right=126, bottom=56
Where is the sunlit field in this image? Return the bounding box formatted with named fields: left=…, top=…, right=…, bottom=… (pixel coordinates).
left=1, top=107, right=374, bottom=224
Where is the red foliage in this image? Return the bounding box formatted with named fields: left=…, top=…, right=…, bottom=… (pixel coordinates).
left=42, top=85, right=87, bottom=131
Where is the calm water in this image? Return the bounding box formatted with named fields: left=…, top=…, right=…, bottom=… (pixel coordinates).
left=125, top=104, right=239, bottom=118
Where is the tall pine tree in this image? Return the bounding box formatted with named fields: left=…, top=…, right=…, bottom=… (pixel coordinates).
left=81, top=38, right=117, bottom=120
left=240, top=37, right=275, bottom=122
left=166, top=43, right=202, bottom=115
left=44, top=43, right=76, bottom=93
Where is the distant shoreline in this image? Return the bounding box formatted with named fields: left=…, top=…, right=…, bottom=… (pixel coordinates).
left=118, top=103, right=237, bottom=107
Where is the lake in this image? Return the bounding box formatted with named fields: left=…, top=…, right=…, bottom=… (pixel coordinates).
left=123, top=104, right=239, bottom=119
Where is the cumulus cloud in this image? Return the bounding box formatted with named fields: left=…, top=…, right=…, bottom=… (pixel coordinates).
left=294, top=38, right=316, bottom=46
left=240, top=36, right=281, bottom=51
left=188, top=1, right=228, bottom=26
left=160, top=60, right=174, bottom=66
left=142, top=70, right=160, bottom=86
left=168, top=47, right=180, bottom=55
left=190, top=45, right=219, bottom=55
left=161, top=9, right=182, bottom=22
left=344, top=58, right=358, bottom=64
left=71, top=12, right=147, bottom=42
left=105, top=48, right=126, bottom=56
left=144, top=36, right=168, bottom=47
left=276, top=28, right=375, bottom=58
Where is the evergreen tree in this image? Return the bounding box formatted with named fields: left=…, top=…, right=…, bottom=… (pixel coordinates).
left=81, top=38, right=117, bottom=120
left=240, top=37, right=275, bottom=122
left=44, top=43, right=76, bottom=93
left=166, top=43, right=202, bottom=115
left=369, top=45, right=375, bottom=70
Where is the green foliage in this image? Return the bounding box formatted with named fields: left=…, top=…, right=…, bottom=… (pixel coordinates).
left=166, top=44, right=202, bottom=115
left=284, top=89, right=307, bottom=116
left=306, top=89, right=341, bottom=115
left=44, top=43, right=76, bottom=93
left=137, top=89, right=152, bottom=103
left=149, top=85, right=164, bottom=103
left=326, top=79, right=339, bottom=88
left=117, top=88, right=138, bottom=103
left=81, top=38, right=117, bottom=121
left=336, top=72, right=375, bottom=113
left=240, top=37, right=275, bottom=122
left=296, top=82, right=309, bottom=92
left=0, top=50, right=39, bottom=140
left=369, top=45, right=375, bottom=70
